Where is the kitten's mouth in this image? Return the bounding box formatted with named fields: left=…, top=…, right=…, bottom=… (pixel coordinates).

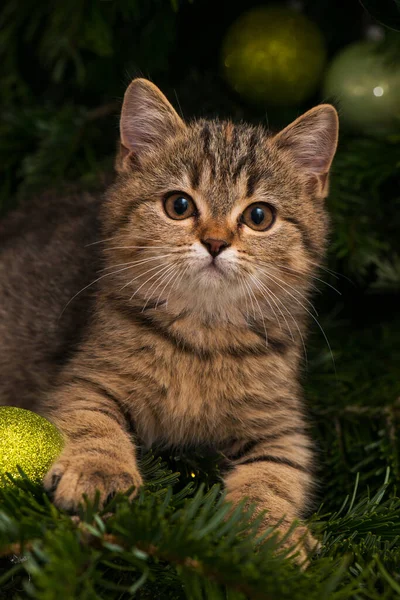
left=204, top=261, right=224, bottom=275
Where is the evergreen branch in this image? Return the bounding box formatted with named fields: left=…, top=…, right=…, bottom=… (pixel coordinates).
left=1, top=458, right=400, bottom=598
left=0, top=532, right=272, bottom=600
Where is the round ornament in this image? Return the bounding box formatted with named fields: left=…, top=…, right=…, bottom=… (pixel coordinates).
left=0, top=406, right=63, bottom=487
left=323, top=41, right=400, bottom=136
left=221, top=6, right=326, bottom=106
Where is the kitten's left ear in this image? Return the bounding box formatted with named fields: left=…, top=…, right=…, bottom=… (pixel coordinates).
left=272, top=105, right=339, bottom=198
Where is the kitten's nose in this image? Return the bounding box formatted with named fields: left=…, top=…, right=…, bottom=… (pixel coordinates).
left=201, top=238, right=229, bottom=258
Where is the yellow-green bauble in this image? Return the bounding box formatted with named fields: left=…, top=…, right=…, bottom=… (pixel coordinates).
left=0, top=406, right=63, bottom=487
left=323, top=41, right=400, bottom=136
left=221, top=6, right=326, bottom=106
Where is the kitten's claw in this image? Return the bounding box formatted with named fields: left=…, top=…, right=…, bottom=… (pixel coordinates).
left=47, top=469, right=64, bottom=494
left=43, top=449, right=143, bottom=512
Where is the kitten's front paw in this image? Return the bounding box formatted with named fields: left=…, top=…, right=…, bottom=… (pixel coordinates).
left=225, top=489, right=318, bottom=567
left=278, top=525, right=320, bottom=566
left=43, top=449, right=143, bottom=512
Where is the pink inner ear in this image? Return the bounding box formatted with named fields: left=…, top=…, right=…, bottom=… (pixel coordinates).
left=307, top=156, right=330, bottom=172
left=120, top=79, right=185, bottom=157
left=275, top=105, right=338, bottom=178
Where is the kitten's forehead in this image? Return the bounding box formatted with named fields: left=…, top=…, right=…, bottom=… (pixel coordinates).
left=185, top=120, right=273, bottom=216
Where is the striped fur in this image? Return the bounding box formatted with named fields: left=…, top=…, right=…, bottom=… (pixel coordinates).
left=0, top=79, right=338, bottom=562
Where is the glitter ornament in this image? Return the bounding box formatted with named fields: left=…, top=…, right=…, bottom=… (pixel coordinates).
left=323, top=41, right=400, bottom=136
left=221, top=5, right=326, bottom=106
left=0, top=406, right=63, bottom=487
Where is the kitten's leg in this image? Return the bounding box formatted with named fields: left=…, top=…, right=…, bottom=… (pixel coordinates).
left=42, top=380, right=142, bottom=511
left=223, top=429, right=317, bottom=564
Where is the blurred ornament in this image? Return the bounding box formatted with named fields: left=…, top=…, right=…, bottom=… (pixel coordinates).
left=0, top=406, right=63, bottom=487
left=221, top=5, right=326, bottom=107
left=323, top=41, right=400, bottom=136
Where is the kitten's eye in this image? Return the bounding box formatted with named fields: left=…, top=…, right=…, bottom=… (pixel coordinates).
left=164, top=193, right=197, bottom=220
left=241, top=203, right=275, bottom=231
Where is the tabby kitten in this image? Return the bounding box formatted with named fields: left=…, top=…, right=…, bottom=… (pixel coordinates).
left=0, top=79, right=338, bottom=561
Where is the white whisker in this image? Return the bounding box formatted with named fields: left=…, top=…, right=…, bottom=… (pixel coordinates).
left=242, top=277, right=268, bottom=347
left=242, top=276, right=257, bottom=321
left=99, top=253, right=174, bottom=273
left=254, top=265, right=318, bottom=316
left=85, top=237, right=117, bottom=247
left=128, top=263, right=174, bottom=300
left=250, top=273, right=290, bottom=338
left=308, top=260, right=354, bottom=284
left=103, top=246, right=188, bottom=252
left=155, top=265, right=181, bottom=309
left=248, top=273, right=282, bottom=332
left=142, top=264, right=177, bottom=311
left=260, top=267, right=334, bottom=372
left=252, top=269, right=307, bottom=365
left=59, top=261, right=153, bottom=318
left=238, top=274, right=250, bottom=322
left=165, top=263, right=190, bottom=309
left=268, top=262, right=341, bottom=296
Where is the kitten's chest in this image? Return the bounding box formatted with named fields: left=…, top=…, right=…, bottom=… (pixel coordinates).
left=127, top=343, right=289, bottom=448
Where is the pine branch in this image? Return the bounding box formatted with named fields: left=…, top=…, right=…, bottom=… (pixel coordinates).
left=1, top=456, right=400, bottom=599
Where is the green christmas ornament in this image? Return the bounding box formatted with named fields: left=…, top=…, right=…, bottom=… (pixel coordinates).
left=221, top=6, right=326, bottom=106
left=323, top=41, right=400, bottom=136
left=0, top=406, right=63, bottom=487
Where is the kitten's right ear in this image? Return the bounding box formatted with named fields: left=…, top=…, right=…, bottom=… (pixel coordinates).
left=116, top=78, right=186, bottom=172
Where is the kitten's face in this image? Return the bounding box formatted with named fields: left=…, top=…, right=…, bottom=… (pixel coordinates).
left=104, top=80, right=338, bottom=323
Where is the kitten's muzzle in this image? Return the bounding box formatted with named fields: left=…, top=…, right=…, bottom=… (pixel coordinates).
left=201, top=238, right=230, bottom=258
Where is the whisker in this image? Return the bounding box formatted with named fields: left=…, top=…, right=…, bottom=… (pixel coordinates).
left=59, top=262, right=152, bottom=318
left=263, top=262, right=320, bottom=294
left=99, top=253, right=175, bottom=273
left=165, top=263, right=190, bottom=309
left=254, top=265, right=318, bottom=316
left=309, top=260, right=355, bottom=285
left=248, top=273, right=282, bottom=333
left=128, top=263, right=174, bottom=300
left=103, top=246, right=180, bottom=252
left=260, top=268, right=335, bottom=373
left=243, top=277, right=268, bottom=347
left=241, top=255, right=342, bottom=295
left=250, top=273, right=288, bottom=338
left=155, top=265, right=181, bottom=309
left=142, top=264, right=177, bottom=311
left=85, top=237, right=117, bottom=247
left=121, top=261, right=172, bottom=294
left=238, top=275, right=250, bottom=323
left=160, top=267, right=182, bottom=310
left=252, top=269, right=308, bottom=365
left=242, top=276, right=257, bottom=321
left=268, top=262, right=341, bottom=296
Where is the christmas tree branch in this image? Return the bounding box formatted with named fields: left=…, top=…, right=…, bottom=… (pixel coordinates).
left=0, top=533, right=270, bottom=599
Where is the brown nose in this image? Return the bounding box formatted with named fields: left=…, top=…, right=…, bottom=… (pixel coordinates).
left=201, top=238, right=229, bottom=258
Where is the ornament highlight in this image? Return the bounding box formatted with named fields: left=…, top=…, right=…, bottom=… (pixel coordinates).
left=323, top=41, right=400, bottom=136
left=221, top=6, right=326, bottom=106
left=0, top=406, right=63, bottom=487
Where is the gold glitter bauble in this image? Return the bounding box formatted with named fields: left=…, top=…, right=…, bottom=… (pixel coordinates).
left=0, top=407, right=63, bottom=487
left=221, top=6, right=326, bottom=106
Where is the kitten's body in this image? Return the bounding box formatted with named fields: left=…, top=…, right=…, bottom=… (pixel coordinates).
left=0, top=79, right=338, bottom=562
left=0, top=190, right=101, bottom=411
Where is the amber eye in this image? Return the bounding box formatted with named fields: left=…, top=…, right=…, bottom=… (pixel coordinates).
left=241, top=203, right=275, bottom=231
left=164, top=193, right=197, bottom=220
